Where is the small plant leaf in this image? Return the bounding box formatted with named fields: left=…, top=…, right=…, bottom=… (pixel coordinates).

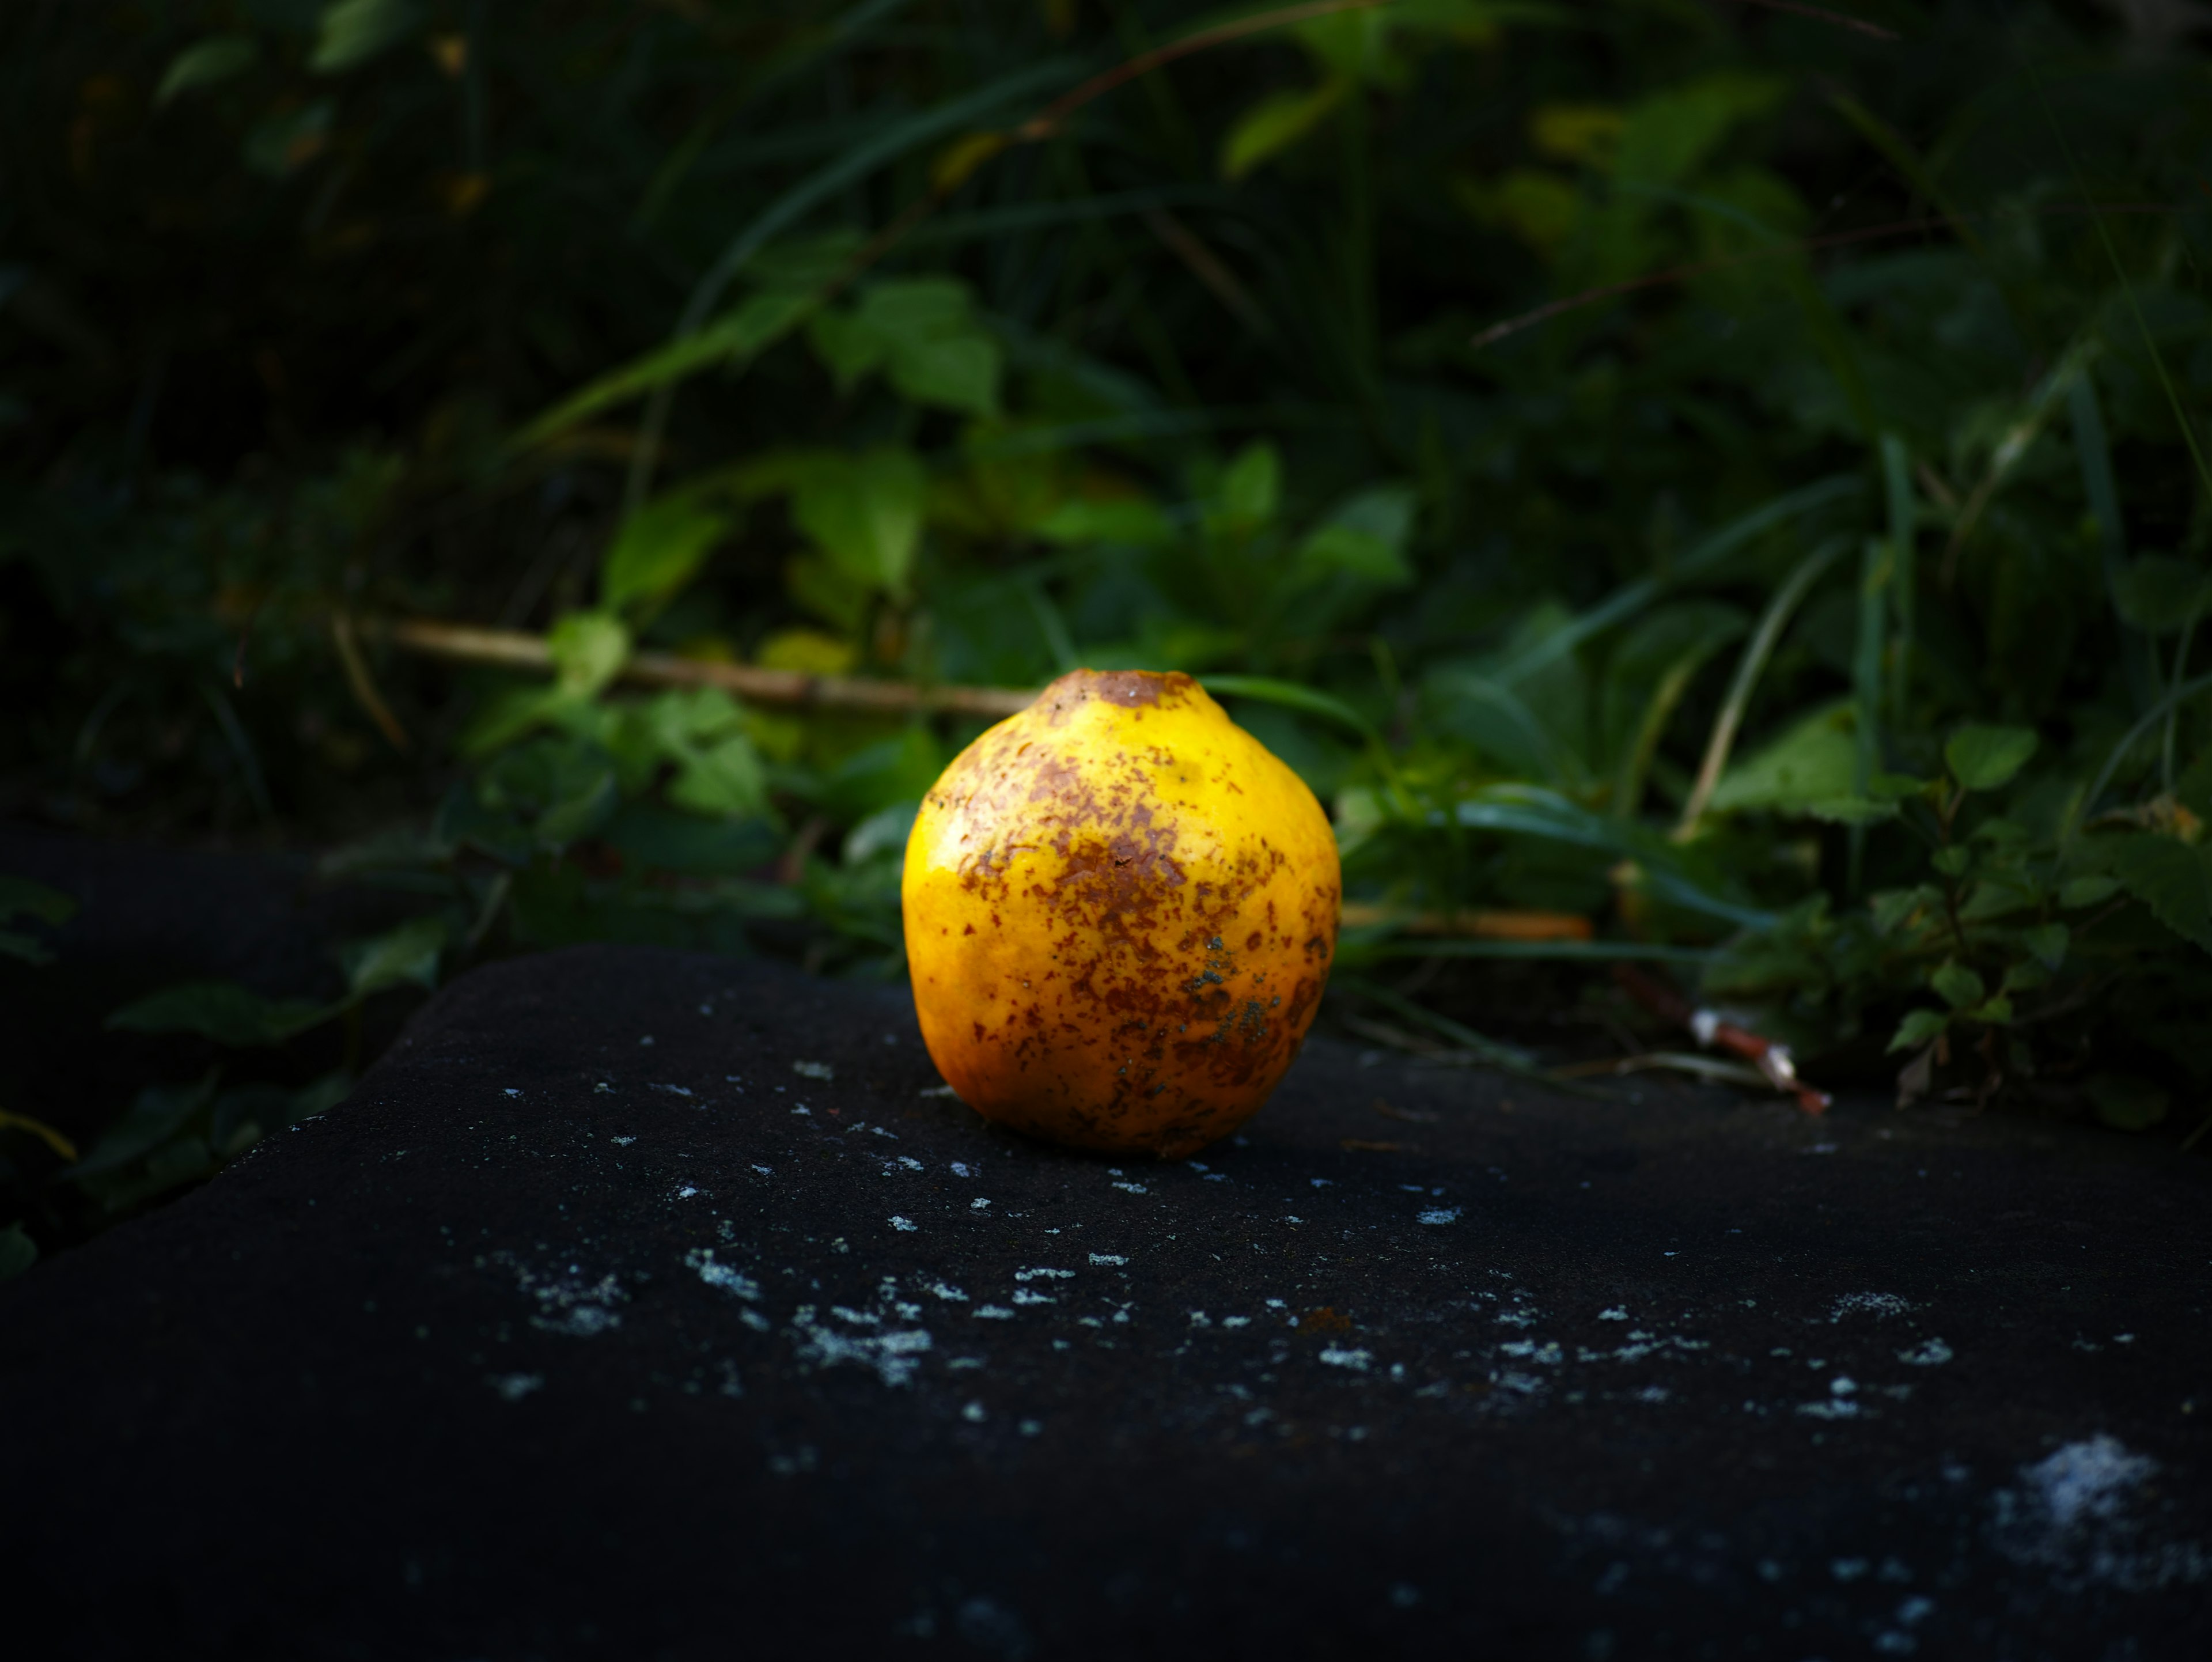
left=791, top=446, right=927, bottom=597
left=1944, top=724, right=2038, bottom=792
left=156, top=35, right=259, bottom=106
left=1931, top=960, right=1986, bottom=1009
left=2107, top=832, right=2212, bottom=952
left=1220, top=78, right=1350, bottom=181
left=601, top=495, right=734, bottom=618
left=310, top=0, right=422, bottom=75
left=342, top=915, right=449, bottom=998
left=1888, top=1007, right=1949, bottom=1053
left=1295, top=486, right=1416, bottom=586
left=2085, top=1072, right=2170, bottom=1131
left=106, top=982, right=331, bottom=1047
left=547, top=611, right=632, bottom=698
left=2058, top=873, right=2122, bottom=908
left=2109, top=555, right=2212, bottom=635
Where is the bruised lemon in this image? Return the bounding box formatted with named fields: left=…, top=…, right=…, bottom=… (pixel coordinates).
left=902, top=668, right=1340, bottom=1157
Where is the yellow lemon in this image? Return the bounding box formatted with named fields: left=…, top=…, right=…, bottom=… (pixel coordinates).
left=902, top=668, right=1340, bottom=1156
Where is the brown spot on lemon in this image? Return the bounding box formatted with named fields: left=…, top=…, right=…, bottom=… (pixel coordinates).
left=903, top=667, right=1340, bottom=1157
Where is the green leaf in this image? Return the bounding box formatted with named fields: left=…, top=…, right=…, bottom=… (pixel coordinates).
left=479, top=739, right=622, bottom=853
left=0, top=873, right=74, bottom=964
left=156, top=36, right=259, bottom=106
left=0, top=1222, right=36, bottom=1283
left=2110, top=555, right=2212, bottom=635
left=342, top=915, right=449, bottom=998
left=2107, top=831, right=2212, bottom=951
left=601, top=496, right=734, bottom=618
left=1931, top=960, right=1986, bottom=1009
left=106, top=982, right=331, bottom=1047
left=806, top=280, right=1003, bottom=416
left=1220, top=78, right=1350, bottom=181
left=243, top=100, right=333, bottom=179
left=2085, top=1072, right=2170, bottom=1132
left=69, top=1074, right=218, bottom=1181
left=1033, top=498, right=1176, bottom=548
left=791, top=446, right=927, bottom=597
left=513, top=291, right=816, bottom=453
left=858, top=281, right=998, bottom=414
left=1294, top=486, right=1416, bottom=586
left=2059, top=873, right=2122, bottom=908
left=806, top=308, right=890, bottom=392
left=603, top=802, right=781, bottom=877
left=1869, top=887, right=1933, bottom=935
left=2022, top=922, right=2070, bottom=969
left=310, top=0, right=421, bottom=74
left=1214, top=442, right=1281, bottom=535
left=1709, top=702, right=1858, bottom=815
left=1944, top=724, right=2038, bottom=792
left=1931, top=845, right=1972, bottom=877
left=1203, top=676, right=1381, bottom=745
left=1888, top=1008, right=1949, bottom=1053
left=669, top=733, right=769, bottom=818
left=844, top=800, right=921, bottom=865
left=1963, top=994, right=2013, bottom=1025
left=1804, top=796, right=1900, bottom=826
left=547, top=610, right=632, bottom=698
left=890, top=333, right=1001, bottom=418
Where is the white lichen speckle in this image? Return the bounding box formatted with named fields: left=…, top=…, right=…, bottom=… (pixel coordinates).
left=1416, top=1207, right=1461, bottom=1225
left=685, top=1249, right=761, bottom=1301
left=888, top=1216, right=917, bottom=1232
left=487, top=1372, right=543, bottom=1401
left=1831, top=1292, right=1914, bottom=1322
left=1089, top=1254, right=1127, bottom=1267
left=1599, top=1307, right=1628, bottom=1322
left=1320, top=1346, right=1373, bottom=1371
left=1897, top=1338, right=1953, bottom=1366
left=791, top=1318, right=931, bottom=1387
left=793, top=1060, right=834, bottom=1080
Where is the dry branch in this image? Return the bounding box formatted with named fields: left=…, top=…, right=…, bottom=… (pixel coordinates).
left=374, top=616, right=1040, bottom=721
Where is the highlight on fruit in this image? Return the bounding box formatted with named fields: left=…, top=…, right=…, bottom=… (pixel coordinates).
left=902, top=668, right=1341, bottom=1158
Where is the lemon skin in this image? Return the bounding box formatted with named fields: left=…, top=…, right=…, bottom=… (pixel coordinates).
left=902, top=668, right=1340, bottom=1157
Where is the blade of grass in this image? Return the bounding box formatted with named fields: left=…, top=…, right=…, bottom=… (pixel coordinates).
left=1676, top=534, right=1854, bottom=835
left=2070, top=374, right=2158, bottom=715
left=1849, top=534, right=1888, bottom=892
left=624, top=55, right=1084, bottom=510
left=2023, top=55, right=2212, bottom=506
left=631, top=0, right=916, bottom=232
left=1201, top=675, right=1378, bottom=745
left=2074, top=668, right=2212, bottom=835
left=1494, top=477, right=1861, bottom=688
left=1880, top=432, right=1915, bottom=726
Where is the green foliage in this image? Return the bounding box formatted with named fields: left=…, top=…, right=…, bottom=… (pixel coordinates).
left=5, top=0, right=2212, bottom=1248
left=0, top=875, right=75, bottom=966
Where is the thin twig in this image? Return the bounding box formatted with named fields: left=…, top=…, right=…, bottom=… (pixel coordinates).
left=376, top=615, right=1039, bottom=721
left=331, top=612, right=414, bottom=752
left=1339, top=903, right=1593, bottom=941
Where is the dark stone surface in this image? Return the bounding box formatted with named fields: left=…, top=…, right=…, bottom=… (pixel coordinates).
left=5, top=944, right=2208, bottom=1659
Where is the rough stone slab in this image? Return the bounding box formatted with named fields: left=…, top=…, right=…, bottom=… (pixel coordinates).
left=4, top=945, right=2207, bottom=1660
